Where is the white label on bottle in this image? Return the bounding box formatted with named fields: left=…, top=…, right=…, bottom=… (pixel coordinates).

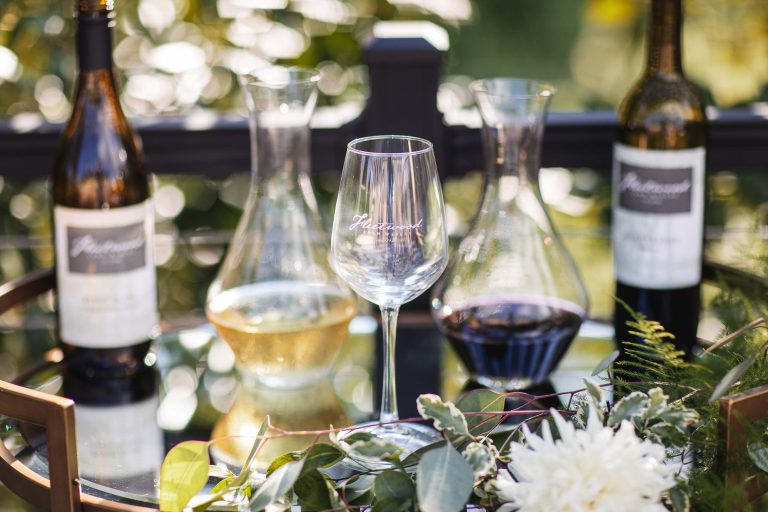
left=75, top=396, right=163, bottom=479
left=54, top=201, right=158, bottom=348
left=612, top=144, right=705, bottom=289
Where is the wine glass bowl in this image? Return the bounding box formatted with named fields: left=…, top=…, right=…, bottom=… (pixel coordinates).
left=332, top=137, right=447, bottom=308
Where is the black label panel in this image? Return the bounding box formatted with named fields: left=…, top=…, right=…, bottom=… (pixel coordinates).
left=67, top=223, right=146, bottom=274
left=618, top=163, right=692, bottom=214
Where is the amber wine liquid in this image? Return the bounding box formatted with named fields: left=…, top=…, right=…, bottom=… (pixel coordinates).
left=207, top=282, right=357, bottom=386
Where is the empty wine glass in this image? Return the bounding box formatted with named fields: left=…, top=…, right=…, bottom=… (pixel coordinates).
left=331, top=135, right=448, bottom=454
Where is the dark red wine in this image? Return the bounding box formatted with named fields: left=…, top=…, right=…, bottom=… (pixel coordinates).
left=438, top=297, right=585, bottom=388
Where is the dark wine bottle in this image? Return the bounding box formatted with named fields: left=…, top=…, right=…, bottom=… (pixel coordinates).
left=612, top=0, right=706, bottom=356
left=53, top=0, right=158, bottom=377
left=62, top=366, right=164, bottom=494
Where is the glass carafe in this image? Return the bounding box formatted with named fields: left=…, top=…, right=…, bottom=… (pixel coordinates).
left=206, top=67, right=357, bottom=388
left=431, top=78, right=589, bottom=391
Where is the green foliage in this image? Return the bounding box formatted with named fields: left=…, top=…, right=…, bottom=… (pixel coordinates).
left=157, top=276, right=768, bottom=512
left=416, top=443, right=475, bottom=512
left=417, top=394, right=470, bottom=437
left=159, top=441, right=210, bottom=512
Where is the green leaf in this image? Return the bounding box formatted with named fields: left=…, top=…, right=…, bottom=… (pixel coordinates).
left=748, top=442, right=768, bottom=472
left=341, top=474, right=376, bottom=505
left=416, top=443, right=474, bottom=512
left=341, top=474, right=375, bottom=504
left=159, top=441, right=210, bottom=512
left=709, top=355, right=757, bottom=403
left=592, top=349, right=620, bottom=375
left=456, top=389, right=506, bottom=434
left=294, top=469, right=336, bottom=512
left=344, top=431, right=375, bottom=443
left=645, top=388, right=668, bottom=418
left=374, top=470, right=415, bottom=500
left=266, top=451, right=303, bottom=476
left=657, top=408, right=699, bottom=432
left=401, top=440, right=446, bottom=468
left=373, top=497, right=412, bottom=512
left=249, top=459, right=304, bottom=511
left=647, top=422, right=688, bottom=448
left=607, top=392, right=649, bottom=428
left=461, top=442, right=496, bottom=480
left=210, top=476, right=234, bottom=495
left=349, top=436, right=403, bottom=461
left=417, top=394, right=469, bottom=436
left=583, top=378, right=604, bottom=407
left=232, top=416, right=269, bottom=488
left=668, top=486, right=691, bottom=512
left=303, top=443, right=344, bottom=473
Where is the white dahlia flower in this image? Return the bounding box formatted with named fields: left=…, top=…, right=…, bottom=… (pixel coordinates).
left=489, top=407, right=675, bottom=512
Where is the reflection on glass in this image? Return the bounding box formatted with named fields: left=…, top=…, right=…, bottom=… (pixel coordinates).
left=63, top=367, right=164, bottom=498
left=210, top=379, right=352, bottom=472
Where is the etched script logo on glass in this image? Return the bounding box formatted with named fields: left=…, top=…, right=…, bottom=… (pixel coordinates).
left=348, top=213, right=423, bottom=242
left=67, top=223, right=146, bottom=274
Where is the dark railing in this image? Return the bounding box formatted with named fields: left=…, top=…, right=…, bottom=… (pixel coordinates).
left=1, top=24, right=768, bottom=182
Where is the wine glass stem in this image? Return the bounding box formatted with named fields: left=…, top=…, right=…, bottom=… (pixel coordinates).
left=379, top=306, right=399, bottom=424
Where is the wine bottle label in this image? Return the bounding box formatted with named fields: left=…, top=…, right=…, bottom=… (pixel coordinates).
left=75, top=396, right=163, bottom=479
left=612, top=144, right=705, bottom=289
left=54, top=200, right=159, bottom=348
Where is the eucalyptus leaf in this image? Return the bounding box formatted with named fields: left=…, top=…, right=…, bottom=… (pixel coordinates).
left=349, top=437, right=403, bottom=461
left=340, top=474, right=376, bottom=504
left=266, top=451, right=302, bottom=476
left=668, top=486, right=691, bottom=512
left=401, top=440, right=446, bottom=468
left=462, top=442, right=497, bottom=480
left=456, top=389, right=506, bottom=434
left=708, top=355, right=757, bottom=403
left=607, top=392, right=649, bottom=428
left=748, top=442, right=768, bottom=472
left=344, top=431, right=376, bottom=443
left=645, top=388, right=668, bottom=418
left=159, top=440, right=210, bottom=512
left=249, top=459, right=304, bottom=511
left=232, top=416, right=269, bottom=488
left=583, top=378, right=604, bottom=408
left=417, top=394, right=469, bottom=436
left=374, top=470, right=415, bottom=500
left=373, top=497, right=412, bottom=512
left=657, top=408, right=699, bottom=432
left=294, top=469, right=336, bottom=512
left=210, top=476, right=234, bottom=495
left=416, top=443, right=474, bottom=512
left=592, top=349, right=620, bottom=376
left=303, top=443, right=344, bottom=472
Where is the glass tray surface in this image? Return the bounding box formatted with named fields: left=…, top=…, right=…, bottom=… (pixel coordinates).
left=0, top=315, right=614, bottom=507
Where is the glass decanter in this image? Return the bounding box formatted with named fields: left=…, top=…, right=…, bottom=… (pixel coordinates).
left=431, top=78, right=589, bottom=391
left=206, top=67, right=357, bottom=388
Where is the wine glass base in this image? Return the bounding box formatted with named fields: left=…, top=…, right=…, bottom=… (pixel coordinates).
left=338, top=421, right=442, bottom=471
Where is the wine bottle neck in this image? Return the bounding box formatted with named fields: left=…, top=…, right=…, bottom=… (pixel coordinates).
left=76, top=12, right=114, bottom=72
left=646, top=0, right=683, bottom=74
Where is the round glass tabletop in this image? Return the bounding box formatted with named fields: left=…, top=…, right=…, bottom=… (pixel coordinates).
left=1, top=314, right=614, bottom=508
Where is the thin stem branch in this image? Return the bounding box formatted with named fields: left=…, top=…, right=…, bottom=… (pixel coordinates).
left=703, top=316, right=766, bottom=354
